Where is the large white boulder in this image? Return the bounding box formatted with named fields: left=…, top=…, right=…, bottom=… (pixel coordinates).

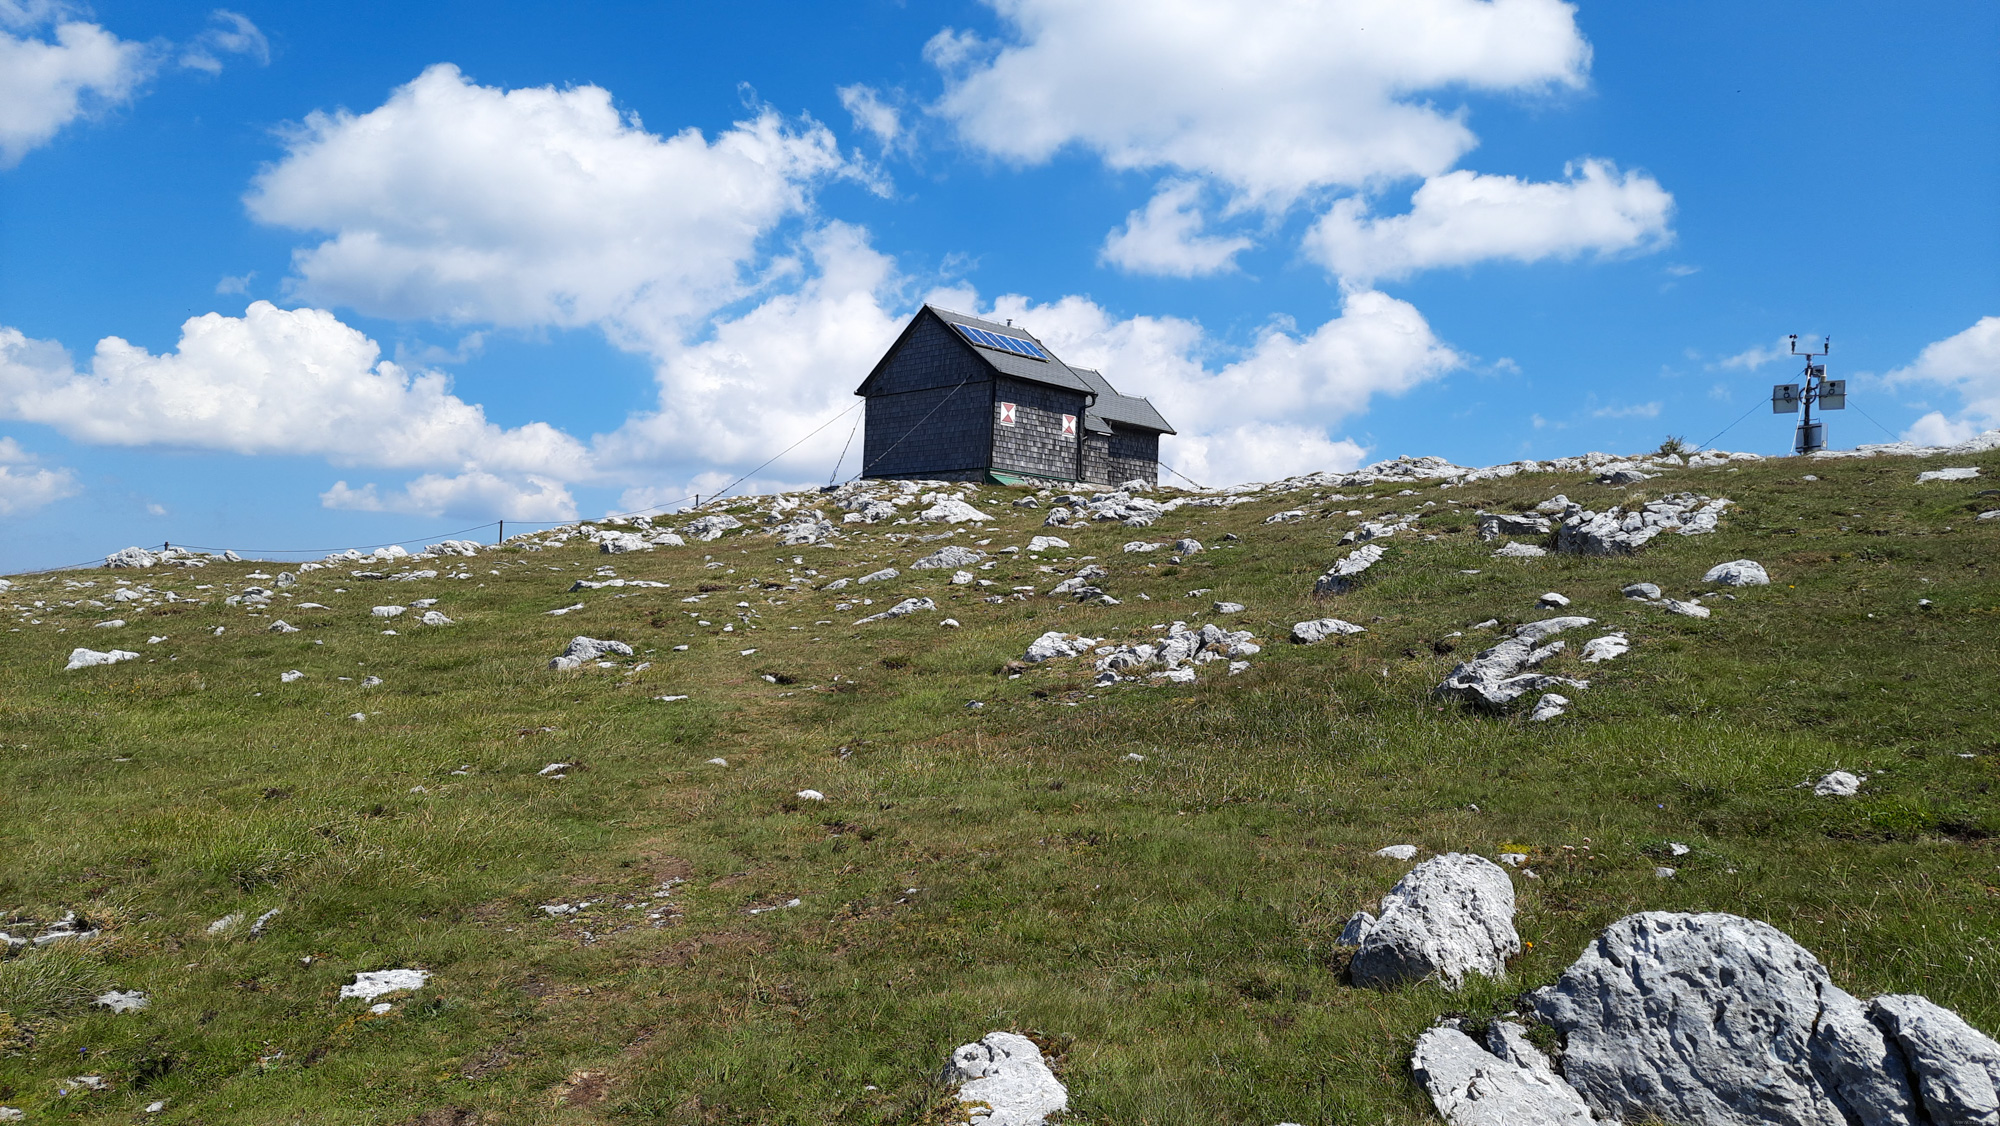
left=1347, top=853, right=1520, bottom=989
left=105, top=546, right=158, bottom=568
left=943, top=1031, right=1067, bottom=1126
left=1533, top=912, right=1921, bottom=1126
left=1703, top=559, right=1770, bottom=586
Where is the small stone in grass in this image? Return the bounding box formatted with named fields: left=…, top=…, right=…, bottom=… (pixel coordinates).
left=705, top=757, right=727, bottom=766
left=1538, top=592, right=1570, bottom=607
left=796, top=789, right=825, bottom=801
left=1813, top=770, right=1863, bottom=797
left=1655, top=867, right=1677, bottom=879
left=1376, top=844, right=1419, bottom=861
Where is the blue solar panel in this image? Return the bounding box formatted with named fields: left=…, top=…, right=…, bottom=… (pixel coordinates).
left=952, top=322, right=1048, bottom=360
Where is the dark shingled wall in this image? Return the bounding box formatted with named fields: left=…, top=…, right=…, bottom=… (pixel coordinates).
left=1106, top=426, right=1160, bottom=485
left=990, top=376, right=1086, bottom=482
left=1082, top=433, right=1110, bottom=484
left=860, top=316, right=993, bottom=479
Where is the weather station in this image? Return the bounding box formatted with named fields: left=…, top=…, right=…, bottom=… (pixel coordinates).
left=1771, top=334, right=1845, bottom=454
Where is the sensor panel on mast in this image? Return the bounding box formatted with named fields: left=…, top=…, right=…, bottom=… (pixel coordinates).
left=1776, top=334, right=1841, bottom=454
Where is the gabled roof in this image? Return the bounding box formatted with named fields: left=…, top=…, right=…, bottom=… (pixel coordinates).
left=855, top=306, right=1175, bottom=434
left=854, top=306, right=1094, bottom=396
left=1071, top=367, right=1176, bottom=435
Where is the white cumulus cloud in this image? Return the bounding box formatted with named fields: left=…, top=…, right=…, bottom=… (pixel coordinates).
left=0, top=301, right=590, bottom=478
left=0, top=8, right=149, bottom=167
left=246, top=63, right=854, bottom=352
left=178, top=9, right=268, bottom=74
left=932, top=0, right=1589, bottom=205
left=0, top=434, right=79, bottom=515
left=970, top=287, right=1462, bottom=486
left=1306, top=159, right=1673, bottom=282
left=837, top=83, right=901, bottom=149
left=594, top=222, right=906, bottom=480
left=321, top=471, right=576, bottom=521
left=1887, top=315, right=2000, bottom=442
left=1100, top=180, right=1254, bottom=277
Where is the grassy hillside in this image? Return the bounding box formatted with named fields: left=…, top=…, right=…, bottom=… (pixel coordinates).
left=2, top=449, right=1997, bottom=1124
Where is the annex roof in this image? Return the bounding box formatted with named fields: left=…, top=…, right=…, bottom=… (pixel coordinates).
left=1071, top=367, right=1176, bottom=435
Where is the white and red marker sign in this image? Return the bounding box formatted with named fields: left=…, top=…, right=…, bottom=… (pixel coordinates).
left=1061, top=413, right=1077, bottom=436
left=998, top=402, right=1017, bottom=426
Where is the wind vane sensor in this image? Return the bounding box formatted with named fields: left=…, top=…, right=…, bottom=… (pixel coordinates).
left=1771, top=334, right=1844, bottom=454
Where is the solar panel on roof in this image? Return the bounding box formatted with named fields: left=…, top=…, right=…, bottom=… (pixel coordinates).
left=952, top=322, right=1048, bottom=360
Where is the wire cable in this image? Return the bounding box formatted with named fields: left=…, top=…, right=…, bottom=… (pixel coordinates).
left=1690, top=399, right=1768, bottom=454
left=858, top=377, right=973, bottom=477
left=1157, top=460, right=1208, bottom=490
left=1848, top=402, right=1904, bottom=443
left=829, top=409, right=863, bottom=487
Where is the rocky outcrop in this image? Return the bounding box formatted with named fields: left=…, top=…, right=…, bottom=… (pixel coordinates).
left=943, top=1031, right=1067, bottom=1126
left=1477, top=513, right=1552, bottom=542
left=1346, top=853, right=1520, bottom=989
left=1409, top=912, right=2000, bottom=1126
left=1554, top=494, right=1731, bottom=555
left=855, top=597, right=934, bottom=624
left=1434, top=618, right=1594, bottom=710
left=1530, top=911, right=2000, bottom=1126
left=913, top=545, right=985, bottom=569
left=549, top=636, right=634, bottom=670
left=1314, top=544, right=1385, bottom=595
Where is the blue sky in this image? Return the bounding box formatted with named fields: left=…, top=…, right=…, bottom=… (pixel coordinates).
left=1, top=0, right=1995, bottom=571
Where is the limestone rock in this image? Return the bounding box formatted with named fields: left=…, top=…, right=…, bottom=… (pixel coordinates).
left=1915, top=467, right=1980, bottom=483
left=1375, top=844, right=1419, bottom=860
left=1349, top=853, right=1520, bottom=989
left=919, top=497, right=992, bottom=523
left=1291, top=618, right=1366, bottom=644
left=1814, top=770, right=1863, bottom=797
left=105, top=546, right=158, bottom=568
left=1478, top=513, right=1552, bottom=542
left=1534, top=912, right=1924, bottom=1126
left=1435, top=618, right=1594, bottom=710
left=1868, top=993, right=2000, bottom=1125
left=1023, top=631, right=1099, bottom=663
left=683, top=514, right=744, bottom=541
left=548, top=636, right=633, bottom=670
left=1026, top=536, right=1069, bottom=552
left=599, top=532, right=652, bottom=554
left=1704, top=559, right=1770, bottom=586
left=1411, top=1025, right=1596, bottom=1126
left=65, top=648, right=139, bottom=670
left=857, top=567, right=900, bottom=585
left=1173, top=538, right=1204, bottom=554
left=1529, top=693, right=1570, bottom=722
left=1494, top=542, right=1548, bottom=558
left=1579, top=635, right=1629, bottom=663
left=913, top=545, right=985, bottom=569
left=943, top=1031, right=1067, bottom=1126
left=1314, top=543, right=1386, bottom=595
left=1621, top=582, right=1661, bottom=600
left=856, top=597, right=934, bottom=624
left=1662, top=598, right=1711, bottom=618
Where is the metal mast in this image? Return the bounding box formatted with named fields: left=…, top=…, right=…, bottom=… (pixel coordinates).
left=1771, top=335, right=1844, bottom=454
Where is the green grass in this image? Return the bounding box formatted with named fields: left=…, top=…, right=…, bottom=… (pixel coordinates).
left=1, top=452, right=1997, bottom=1123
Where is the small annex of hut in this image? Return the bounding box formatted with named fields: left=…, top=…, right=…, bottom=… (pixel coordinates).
left=853, top=305, right=1174, bottom=485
